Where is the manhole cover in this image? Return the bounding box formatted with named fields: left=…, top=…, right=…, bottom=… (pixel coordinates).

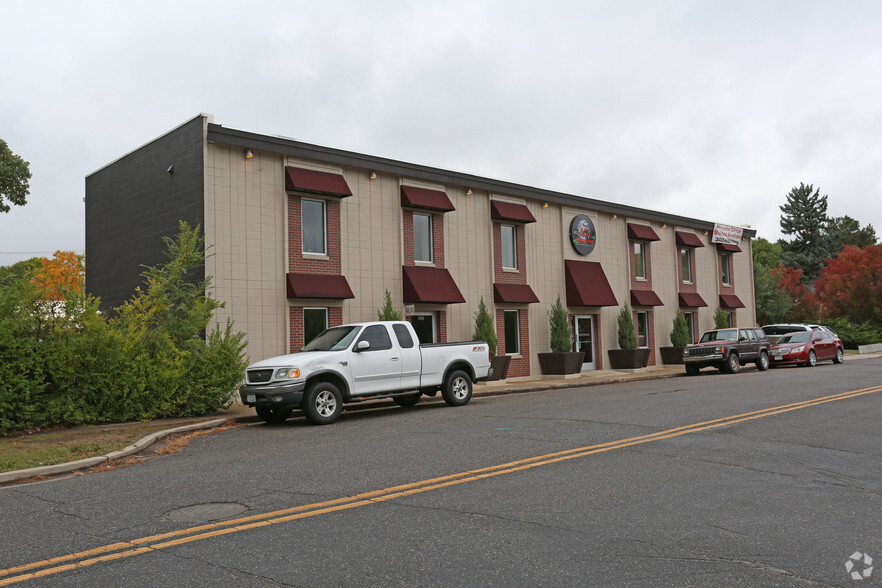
left=165, top=502, right=248, bottom=522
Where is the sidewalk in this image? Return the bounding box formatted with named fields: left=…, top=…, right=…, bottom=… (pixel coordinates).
left=3, top=353, right=878, bottom=485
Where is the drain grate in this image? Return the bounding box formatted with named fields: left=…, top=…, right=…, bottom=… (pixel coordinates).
left=165, top=502, right=248, bottom=522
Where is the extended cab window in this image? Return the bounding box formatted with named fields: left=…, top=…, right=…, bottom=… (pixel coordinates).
left=392, top=324, right=415, bottom=348
left=357, top=325, right=393, bottom=351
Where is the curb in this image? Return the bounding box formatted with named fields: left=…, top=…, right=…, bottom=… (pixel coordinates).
left=0, top=418, right=229, bottom=485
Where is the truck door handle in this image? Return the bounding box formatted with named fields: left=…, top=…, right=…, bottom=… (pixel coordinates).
left=391, top=357, right=400, bottom=361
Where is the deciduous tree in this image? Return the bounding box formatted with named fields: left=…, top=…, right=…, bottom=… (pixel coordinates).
left=828, top=215, right=878, bottom=251
left=31, top=251, right=84, bottom=300
left=0, top=139, right=31, bottom=213
left=815, top=244, right=882, bottom=326
left=771, top=266, right=820, bottom=322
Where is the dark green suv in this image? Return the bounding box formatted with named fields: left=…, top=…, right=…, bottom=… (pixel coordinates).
left=683, top=328, right=771, bottom=375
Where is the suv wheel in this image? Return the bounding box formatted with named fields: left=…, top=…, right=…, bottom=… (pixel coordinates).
left=833, top=347, right=844, bottom=364
left=755, top=351, right=769, bottom=372
left=723, top=353, right=740, bottom=374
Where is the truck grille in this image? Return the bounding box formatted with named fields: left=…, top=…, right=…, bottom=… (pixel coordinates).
left=688, top=347, right=718, bottom=357
left=247, top=369, right=273, bottom=384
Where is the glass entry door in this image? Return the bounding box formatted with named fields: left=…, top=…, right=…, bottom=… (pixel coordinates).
left=574, top=315, right=596, bottom=371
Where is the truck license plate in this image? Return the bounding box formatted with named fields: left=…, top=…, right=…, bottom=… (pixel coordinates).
left=246, top=394, right=256, bottom=403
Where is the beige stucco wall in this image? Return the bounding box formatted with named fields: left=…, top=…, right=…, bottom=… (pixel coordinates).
left=203, top=138, right=756, bottom=369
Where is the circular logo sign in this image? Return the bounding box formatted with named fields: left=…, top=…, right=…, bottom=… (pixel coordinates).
left=570, top=214, right=597, bottom=255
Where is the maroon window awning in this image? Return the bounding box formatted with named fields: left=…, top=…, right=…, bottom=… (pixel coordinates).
left=678, top=292, right=708, bottom=308
left=564, top=260, right=618, bottom=307
left=675, top=231, right=705, bottom=248
left=285, top=166, right=352, bottom=198
left=286, top=273, right=355, bottom=299
left=400, top=186, right=455, bottom=212
left=490, top=200, right=537, bottom=224
left=627, top=223, right=660, bottom=242
left=630, top=289, right=663, bottom=307
left=493, top=283, right=540, bottom=304
left=402, top=266, right=465, bottom=304
left=716, top=243, right=742, bottom=253
left=719, top=294, right=745, bottom=309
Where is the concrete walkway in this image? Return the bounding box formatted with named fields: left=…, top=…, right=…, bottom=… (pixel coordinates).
left=3, top=353, right=878, bottom=485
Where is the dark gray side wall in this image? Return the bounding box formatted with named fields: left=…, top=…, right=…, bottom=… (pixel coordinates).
left=85, top=115, right=205, bottom=312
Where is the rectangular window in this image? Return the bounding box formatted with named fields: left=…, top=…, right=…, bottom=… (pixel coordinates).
left=302, top=198, right=327, bottom=255
left=413, top=213, right=433, bottom=263
left=636, top=311, right=649, bottom=348
left=721, top=253, right=731, bottom=285
left=503, top=310, right=520, bottom=355
left=303, top=307, right=328, bottom=346
left=683, top=311, right=695, bottom=344
left=680, top=248, right=692, bottom=283
left=634, top=242, right=646, bottom=279
left=501, top=224, right=517, bottom=269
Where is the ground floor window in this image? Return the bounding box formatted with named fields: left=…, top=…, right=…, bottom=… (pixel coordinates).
left=503, top=309, right=520, bottom=355
left=683, top=311, right=695, bottom=344
left=636, top=311, right=649, bottom=348
left=303, top=307, right=328, bottom=346
left=411, top=312, right=436, bottom=344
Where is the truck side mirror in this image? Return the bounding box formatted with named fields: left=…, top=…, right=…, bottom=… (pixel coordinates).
left=355, top=340, right=370, bottom=352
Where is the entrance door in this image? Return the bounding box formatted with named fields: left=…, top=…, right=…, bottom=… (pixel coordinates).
left=574, top=315, right=596, bottom=371
left=411, top=313, right=436, bottom=344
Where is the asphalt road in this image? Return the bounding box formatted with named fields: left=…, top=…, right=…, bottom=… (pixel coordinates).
left=2, top=359, right=880, bottom=587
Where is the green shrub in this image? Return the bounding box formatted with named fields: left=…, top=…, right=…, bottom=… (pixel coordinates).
left=549, top=296, right=572, bottom=353
left=824, top=318, right=882, bottom=350
left=617, top=305, right=638, bottom=350
left=377, top=289, right=403, bottom=321
left=472, top=297, right=498, bottom=356
left=713, top=306, right=730, bottom=329
left=670, top=310, right=691, bottom=347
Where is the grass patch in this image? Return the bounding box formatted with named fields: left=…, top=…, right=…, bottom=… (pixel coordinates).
left=0, top=421, right=205, bottom=473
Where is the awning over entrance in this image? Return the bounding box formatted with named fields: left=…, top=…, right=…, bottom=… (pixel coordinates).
left=402, top=266, right=466, bottom=304
left=627, top=223, right=660, bottom=241
left=719, top=294, right=745, bottom=308
left=675, top=231, right=705, bottom=248
left=678, top=292, right=708, bottom=308
left=400, top=186, right=455, bottom=212
left=493, top=283, right=540, bottom=304
left=564, top=260, right=618, bottom=307
left=285, top=166, right=352, bottom=198
left=490, top=200, right=537, bottom=224
left=286, top=273, right=355, bottom=299
left=630, top=289, right=663, bottom=307
left=716, top=243, right=743, bottom=253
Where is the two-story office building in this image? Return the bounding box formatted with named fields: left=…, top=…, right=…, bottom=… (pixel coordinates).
left=85, top=114, right=757, bottom=376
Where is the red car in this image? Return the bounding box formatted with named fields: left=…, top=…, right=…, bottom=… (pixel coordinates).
left=769, top=330, right=845, bottom=367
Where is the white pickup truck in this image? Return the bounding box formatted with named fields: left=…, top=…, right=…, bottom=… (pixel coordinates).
left=239, top=321, right=493, bottom=425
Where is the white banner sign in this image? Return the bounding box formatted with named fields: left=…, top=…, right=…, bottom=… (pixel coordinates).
left=711, top=223, right=743, bottom=245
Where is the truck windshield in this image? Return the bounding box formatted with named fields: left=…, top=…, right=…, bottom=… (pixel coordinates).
left=302, top=326, right=361, bottom=352
left=699, top=329, right=738, bottom=343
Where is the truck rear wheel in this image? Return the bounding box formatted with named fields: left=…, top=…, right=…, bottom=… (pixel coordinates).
left=755, top=351, right=769, bottom=371
left=302, top=381, right=342, bottom=425
left=442, top=370, right=472, bottom=407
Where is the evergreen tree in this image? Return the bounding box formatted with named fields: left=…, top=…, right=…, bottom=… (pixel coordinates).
left=779, top=183, right=833, bottom=283
left=376, top=289, right=402, bottom=321
left=828, top=215, right=878, bottom=251
left=471, top=297, right=497, bottom=356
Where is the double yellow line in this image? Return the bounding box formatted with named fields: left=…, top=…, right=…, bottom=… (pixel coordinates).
left=3, top=385, right=880, bottom=585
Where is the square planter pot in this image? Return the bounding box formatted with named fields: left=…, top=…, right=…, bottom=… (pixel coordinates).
left=607, top=348, right=651, bottom=370
left=538, top=352, right=585, bottom=375
left=486, top=355, right=512, bottom=381
left=659, top=346, right=685, bottom=365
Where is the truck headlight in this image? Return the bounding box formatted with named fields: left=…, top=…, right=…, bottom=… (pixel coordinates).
left=275, top=368, right=301, bottom=379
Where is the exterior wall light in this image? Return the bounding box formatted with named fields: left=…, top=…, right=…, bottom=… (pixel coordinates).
left=370, top=171, right=377, bottom=180
left=466, top=188, right=473, bottom=195
left=244, top=149, right=254, bottom=159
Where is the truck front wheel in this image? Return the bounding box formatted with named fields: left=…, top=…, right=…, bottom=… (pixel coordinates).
left=442, top=370, right=472, bottom=407
left=723, top=353, right=740, bottom=374
left=302, top=381, right=343, bottom=425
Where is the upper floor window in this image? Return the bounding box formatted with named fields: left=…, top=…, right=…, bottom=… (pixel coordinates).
left=680, top=248, right=692, bottom=283
left=413, top=213, right=433, bottom=263
left=721, top=252, right=731, bottom=285
left=302, top=198, right=327, bottom=255
left=501, top=224, right=517, bottom=269
left=634, top=242, right=647, bottom=280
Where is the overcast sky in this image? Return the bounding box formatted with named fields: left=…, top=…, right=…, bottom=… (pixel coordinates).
left=3, top=0, right=881, bottom=265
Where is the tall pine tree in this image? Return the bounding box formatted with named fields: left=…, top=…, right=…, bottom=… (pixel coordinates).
left=779, top=182, right=833, bottom=283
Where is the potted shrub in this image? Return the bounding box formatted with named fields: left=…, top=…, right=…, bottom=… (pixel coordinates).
left=538, top=296, right=584, bottom=374
left=607, top=304, right=650, bottom=369
left=472, top=297, right=509, bottom=381
left=660, top=310, right=690, bottom=364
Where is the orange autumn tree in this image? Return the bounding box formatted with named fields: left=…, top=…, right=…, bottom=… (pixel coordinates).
left=31, top=251, right=84, bottom=300
left=771, top=265, right=820, bottom=322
